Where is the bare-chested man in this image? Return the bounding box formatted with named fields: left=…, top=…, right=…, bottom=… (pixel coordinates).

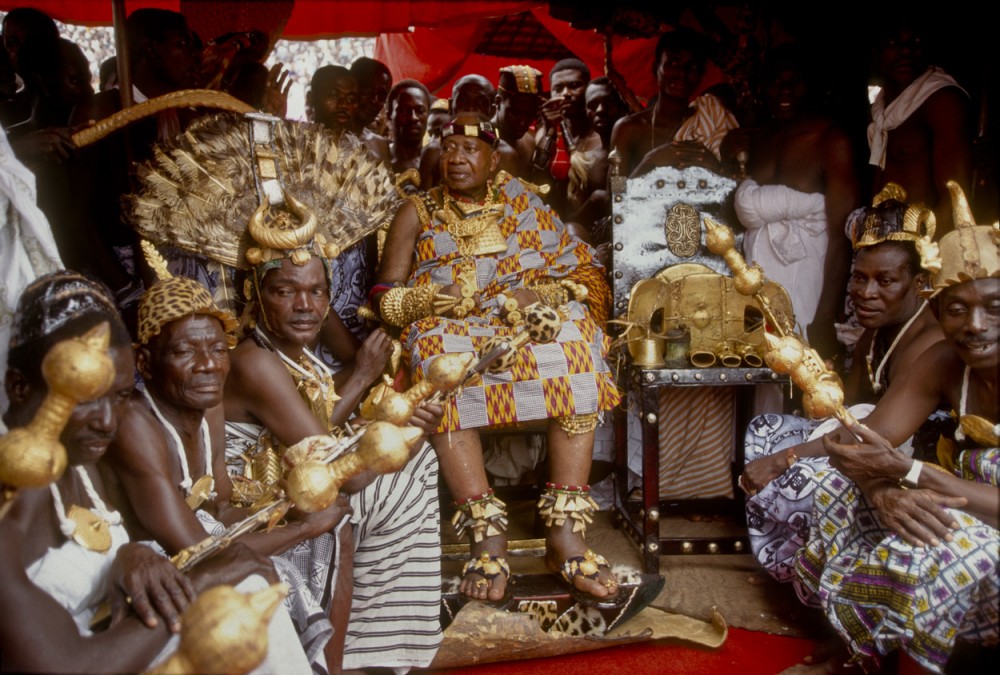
left=493, top=65, right=543, bottom=178
left=350, top=57, right=392, bottom=138
left=611, top=28, right=737, bottom=178
left=725, top=43, right=861, bottom=358
left=565, top=77, right=629, bottom=245
left=867, top=20, right=973, bottom=234
left=0, top=271, right=290, bottom=672
left=790, top=183, right=998, bottom=673
left=223, top=252, right=444, bottom=672
left=100, top=275, right=351, bottom=672
left=309, top=65, right=390, bottom=163
left=740, top=189, right=943, bottom=587
left=387, top=78, right=430, bottom=174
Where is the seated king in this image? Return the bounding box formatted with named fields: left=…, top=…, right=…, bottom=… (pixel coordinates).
left=374, top=112, right=622, bottom=603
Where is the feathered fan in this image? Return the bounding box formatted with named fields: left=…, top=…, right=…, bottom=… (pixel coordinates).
left=124, top=112, right=401, bottom=270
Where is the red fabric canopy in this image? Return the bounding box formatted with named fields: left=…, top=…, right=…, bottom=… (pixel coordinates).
left=1, top=1, right=676, bottom=102
left=375, top=6, right=661, bottom=100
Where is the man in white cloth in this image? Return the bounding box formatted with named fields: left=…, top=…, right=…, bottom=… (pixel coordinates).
left=0, top=124, right=61, bottom=431
left=0, top=270, right=308, bottom=673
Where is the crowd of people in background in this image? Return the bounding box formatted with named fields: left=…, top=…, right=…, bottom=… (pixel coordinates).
left=0, top=4, right=995, bottom=674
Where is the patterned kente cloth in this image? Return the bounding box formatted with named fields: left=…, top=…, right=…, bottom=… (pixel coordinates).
left=795, top=450, right=1000, bottom=673
left=403, top=173, right=620, bottom=432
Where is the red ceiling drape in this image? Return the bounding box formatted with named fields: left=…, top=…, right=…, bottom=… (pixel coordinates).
left=1, top=1, right=678, bottom=101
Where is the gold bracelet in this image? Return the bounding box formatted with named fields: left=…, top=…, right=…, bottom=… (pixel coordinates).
left=529, top=282, right=569, bottom=308
left=379, top=284, right=444, bottom=327
left=558, top=279, right=589, bottom=303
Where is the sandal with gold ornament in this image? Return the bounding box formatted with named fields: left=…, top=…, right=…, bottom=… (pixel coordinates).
left=538, top=483, right=622, bottom=605
left=540, top=482, right=664, bottom=631
left=451, top=488, right=513, bottom=608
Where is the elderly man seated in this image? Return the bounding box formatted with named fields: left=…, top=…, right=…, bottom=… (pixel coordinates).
left=374, top=112, right=621, bottom=603
left=100, top=264, right=352, bottom=673
left=787, top=183, right=997, bottom=673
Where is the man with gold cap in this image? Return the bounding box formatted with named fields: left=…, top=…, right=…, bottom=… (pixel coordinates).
left=0, top=270, right=303, bottom=672
left=739, top=185, right=945, bottom=586
left=123, top=110, right=444, bottom=672
left=791, top=182, right=998, bottom=673
left=100, top=262, right=352, bottom=673
left=494, top=65, right=543, bottom=178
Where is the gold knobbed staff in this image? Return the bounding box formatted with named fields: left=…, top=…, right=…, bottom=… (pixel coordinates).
left=146, top=583, right=289, bottom=675
left=0, top=324, right=116, bottom=519
left=702, top=217, right=862, bottom=431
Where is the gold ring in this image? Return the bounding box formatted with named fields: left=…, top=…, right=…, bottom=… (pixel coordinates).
left=604, top=579, right=618, bottom=589
left=475, top=579, right=488, bottom=588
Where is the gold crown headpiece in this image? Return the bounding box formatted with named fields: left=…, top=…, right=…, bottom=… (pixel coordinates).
left=848, top=183, right=937, bottom=268
left=922, top=181, right=1000, bottom=296
left=137, top=240, right=239, bottom=347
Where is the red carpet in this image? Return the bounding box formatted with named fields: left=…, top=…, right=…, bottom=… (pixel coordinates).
left=434, top=628, right=818, bottom=674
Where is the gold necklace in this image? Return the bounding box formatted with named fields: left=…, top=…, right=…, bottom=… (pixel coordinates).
left=438, top=184, right=507, bottom=258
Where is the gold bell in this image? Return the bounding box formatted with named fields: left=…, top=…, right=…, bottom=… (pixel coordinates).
left=630, top=337, right=666, bottom=367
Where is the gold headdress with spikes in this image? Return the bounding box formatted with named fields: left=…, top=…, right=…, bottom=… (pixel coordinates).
left=849, top=182, right=938, bottom=271
left=136, top=240, right=239, bottom=347
left=923, top=181, right=1000, bottom=295
left=124, top=112, right=401, bottom=303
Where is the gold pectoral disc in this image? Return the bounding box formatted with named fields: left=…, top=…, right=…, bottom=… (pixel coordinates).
left=67, top=505, right=112, bottom=553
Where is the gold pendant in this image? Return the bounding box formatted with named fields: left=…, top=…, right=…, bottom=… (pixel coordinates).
left=67, top=505, right=112, bottom=553
left=186, top=475, right=215, bottom=510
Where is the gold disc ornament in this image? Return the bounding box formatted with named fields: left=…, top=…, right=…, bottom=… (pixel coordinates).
left=185, top=475, right=215, bottom=510
left=66, top=505, right=112, bottom=552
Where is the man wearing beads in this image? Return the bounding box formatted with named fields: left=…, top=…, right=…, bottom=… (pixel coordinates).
left=740, top=186, right=943, bottom=586
left=375, top=112, right=621, bottom=604
left=790, top=182, right=999, bottom=673
left=0, top=271, right=293, bottom=672
left=100, top=272, right=351, bottom=673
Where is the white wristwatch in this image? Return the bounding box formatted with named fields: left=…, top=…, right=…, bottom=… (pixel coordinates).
left=898, top=459, right=923, bottom=490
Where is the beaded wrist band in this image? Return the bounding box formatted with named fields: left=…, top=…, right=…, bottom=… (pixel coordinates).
left=451, top=488, right=508, bottom=542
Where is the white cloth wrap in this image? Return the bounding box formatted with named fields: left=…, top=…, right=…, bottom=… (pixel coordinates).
left=735, top=178, right=828, bottom=329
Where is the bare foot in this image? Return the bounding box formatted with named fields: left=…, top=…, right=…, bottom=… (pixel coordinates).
left=544, top=521, right=617, bottom=600
left=459, top=533, right=508, bottom=602
left=747, top=570, right=773, bottom=586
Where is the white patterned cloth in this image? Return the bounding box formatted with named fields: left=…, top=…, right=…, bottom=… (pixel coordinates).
left=0, top=130, right=62, bottom=431
left=225, top=422, right=443, bottom=671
